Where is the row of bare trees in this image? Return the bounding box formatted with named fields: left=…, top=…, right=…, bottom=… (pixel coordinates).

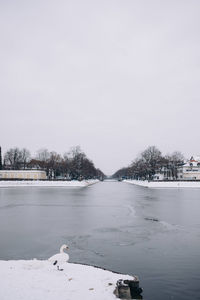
left=3, top=148, right=31, bottom=170
left=2, top=146, right=105, bottom=180
left=112, top=146, right=184, bottom=180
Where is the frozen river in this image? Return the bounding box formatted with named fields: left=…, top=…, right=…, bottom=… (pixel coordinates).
left=0, top=181, right=200, bottom=300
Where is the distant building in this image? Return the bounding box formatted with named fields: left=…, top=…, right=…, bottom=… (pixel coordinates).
left=28, top=159, right=43, bottom=170
left=153, top=171, right=165, bottom=181
left=177, top=156, right=200, bottom=180
left=153, top=155, right=200, bottom=181
left=153, top=166, right=174, bottom=181
left=0, top=170, right=47, bottom=180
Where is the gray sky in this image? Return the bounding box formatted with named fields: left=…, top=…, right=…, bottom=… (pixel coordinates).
left=1, top=0, right=200, bottom=174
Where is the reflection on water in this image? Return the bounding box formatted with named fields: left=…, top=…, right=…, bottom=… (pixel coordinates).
left=0, top=182, right=200, bottom=300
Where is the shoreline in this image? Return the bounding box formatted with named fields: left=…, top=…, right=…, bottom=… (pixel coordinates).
left=0, top=179, right=99, bottom=188
left=124, top=179, right=200, bottom=188
left=0, top=259, right=134, bottom=300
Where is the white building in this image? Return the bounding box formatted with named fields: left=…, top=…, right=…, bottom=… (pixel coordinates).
left=153, top=155, right=200, bottom=181
left=0, top=170, right=47, bottom=180
left=153, top=166, right=174, bottom=181
left=178, top=156, right=200, bottom=180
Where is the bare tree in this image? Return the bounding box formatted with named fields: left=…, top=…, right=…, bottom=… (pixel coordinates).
left=36, top=148, right=50, bottom=162
left=167, top=151, right=184, bottom=163
left=20, top=148, right=31, bottom=169
left=36, top=148, right=50, bottom=174
left=140, top=146, right=162, bottom=179
left=48, top=151, right=62, bottom=178
left=65, top=146, right=102, bottom=180
left=164, top=151, right=185, bottom=179
left=4, top=148, right=22, bottom=169
left=67, top=146, right=86, bottom=179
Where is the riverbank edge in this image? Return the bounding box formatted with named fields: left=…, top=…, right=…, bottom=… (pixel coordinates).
left=124, top=179, right=200, bottom=188
left=0, top=179, right=99, bottom=188
left=0, top=259, right=134, bottom=300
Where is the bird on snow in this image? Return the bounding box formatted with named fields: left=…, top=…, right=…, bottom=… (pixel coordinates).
left=48, top=244, right=69, bottom=271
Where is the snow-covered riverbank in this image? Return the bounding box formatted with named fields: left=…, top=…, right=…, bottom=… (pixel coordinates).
left=0, top=260, right=133, bottom=300
left=0, top=179, right=99, bottom=188
left=124, top=179, right=200, bottom=188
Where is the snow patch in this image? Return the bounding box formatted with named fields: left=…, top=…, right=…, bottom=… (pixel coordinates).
left=0, top=180, right=99, bottom=188
left=0, top=260, right=134, bottom=300
left=124, top=179, right=200, bottom=188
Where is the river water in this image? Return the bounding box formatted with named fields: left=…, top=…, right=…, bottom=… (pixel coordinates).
left=0, top=181, right=200, bottom=300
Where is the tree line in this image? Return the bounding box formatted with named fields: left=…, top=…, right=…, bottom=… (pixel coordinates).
left=1, top=146, right=105, bottom=180
left=112, top=146, right=184, bottom=180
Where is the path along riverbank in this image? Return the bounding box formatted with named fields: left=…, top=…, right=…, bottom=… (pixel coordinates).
left=124, top=179, right=200, bottom=188
left=0, top=179, right=99, bottom=188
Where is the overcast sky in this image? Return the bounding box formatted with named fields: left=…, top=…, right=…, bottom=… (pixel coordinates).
left=1, top=0, right=200, bottom=174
